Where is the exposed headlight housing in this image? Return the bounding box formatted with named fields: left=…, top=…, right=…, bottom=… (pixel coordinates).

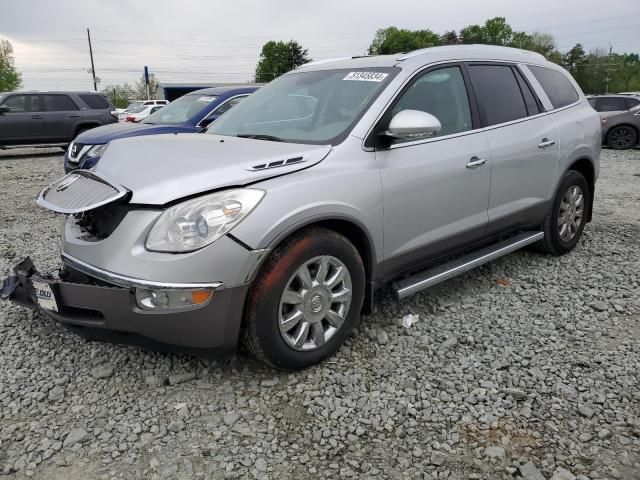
left=85, top=144, right=109, bottom=158
left=145, top=189, right=265, bottom=253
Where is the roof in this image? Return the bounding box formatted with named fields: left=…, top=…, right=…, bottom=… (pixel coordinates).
left=159, top=82, right=263, bottom=89
left=182, top=86, right=261, bottom=96
left=587, top=93, right=640, bottom=98
left=0, top=91, right=105, bottom=95
left=297, top=45, right=550, bottom=72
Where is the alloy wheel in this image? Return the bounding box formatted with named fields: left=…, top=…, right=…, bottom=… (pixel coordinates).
left=609, top=127, right=635, bottom=149
left=557, top=185, right=584, bottom=242
left=278, top=255, right=352, bottom=351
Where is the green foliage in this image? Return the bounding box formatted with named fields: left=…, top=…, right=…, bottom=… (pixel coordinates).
left=255, top=40, right=311, bottom=83
left=368, top=27, right=441, bottom=55
left=570, top=48, right=640, bottom=94
left=0, top=39, right=22, bottom=92
left=102, top=73, right=161, bottom=107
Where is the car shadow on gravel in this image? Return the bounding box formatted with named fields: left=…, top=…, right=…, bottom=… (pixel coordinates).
left=0, top=148, right=65, bottom=160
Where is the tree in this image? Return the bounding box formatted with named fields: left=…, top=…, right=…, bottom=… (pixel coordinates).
left=254, top=40, right=311, bottom=83
left=563, top=44, right=586, bottom=74
left=134, top=72, right=159, bottom=99
left=102, top=83, right=136, bottom=108
left=368, top=27, right=441, bottom=55
left=440, top=31, right=459, bottom=45
left=0, top=39, right=22, bottom=92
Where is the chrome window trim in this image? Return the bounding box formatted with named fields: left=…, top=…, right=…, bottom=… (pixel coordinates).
left=362, top=59, right=582, bottom=152
left=62, top=253, right=225, bottom=290
left=196, top=94, right=249, bottom=128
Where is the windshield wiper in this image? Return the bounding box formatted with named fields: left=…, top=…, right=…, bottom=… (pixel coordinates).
left=236, top=134, right=284, bottom=142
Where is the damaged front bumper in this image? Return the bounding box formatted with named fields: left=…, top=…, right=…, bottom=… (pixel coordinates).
left=1, top=256, right=249, bottom=358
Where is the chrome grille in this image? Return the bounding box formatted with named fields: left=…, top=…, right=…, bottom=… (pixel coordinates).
left=38, top=171, right=128, bottom=214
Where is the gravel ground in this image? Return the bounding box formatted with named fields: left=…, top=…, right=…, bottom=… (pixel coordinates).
left=0, top=147, right=639, bottom=480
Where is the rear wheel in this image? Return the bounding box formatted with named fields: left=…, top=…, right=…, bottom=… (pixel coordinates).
left=537, top=170, right=590, bottom=255
left=242, top=227, right=365, bottom=370
left=607, top=125, right=637, bottom=150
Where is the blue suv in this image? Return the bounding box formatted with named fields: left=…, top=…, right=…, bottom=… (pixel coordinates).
left=64, top=86, right=259, bottom=172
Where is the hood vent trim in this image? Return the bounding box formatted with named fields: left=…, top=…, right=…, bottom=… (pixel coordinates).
left=247, top=156, right=306, bottom=172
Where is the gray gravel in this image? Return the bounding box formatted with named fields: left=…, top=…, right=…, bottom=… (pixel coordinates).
left=1, top=147, right=639, bottom=480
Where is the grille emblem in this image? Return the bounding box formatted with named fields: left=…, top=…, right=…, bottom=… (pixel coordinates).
left=71, top=144, right=79, bottom=157
left=55, top=174, right=81, bottom=192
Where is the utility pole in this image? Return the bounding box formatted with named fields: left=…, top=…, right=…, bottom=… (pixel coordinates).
left=87, top=28, right=97, bottom=91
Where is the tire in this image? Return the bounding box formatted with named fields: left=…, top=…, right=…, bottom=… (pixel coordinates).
left=537, top=170, right=590, bottom=255
left=242, top=227, right=365, bottom=370
left=606, top=125, right=637, bottom=150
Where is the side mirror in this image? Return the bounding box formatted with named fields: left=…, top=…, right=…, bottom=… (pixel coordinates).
left=0, top=105, right=10, bottom=115
left=385, top=109, right=441, bottom=139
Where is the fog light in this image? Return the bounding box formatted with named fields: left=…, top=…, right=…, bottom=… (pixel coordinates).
left=135, top=288, right=213, bottom=311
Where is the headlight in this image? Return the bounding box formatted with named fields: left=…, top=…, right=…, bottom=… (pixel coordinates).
left=145, top=189, right=265, bottom=253
left=85, top=144, right=109, bottom=158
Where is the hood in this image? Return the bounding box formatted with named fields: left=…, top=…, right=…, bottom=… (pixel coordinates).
left=95, top=134, right=331, bottom=205
left=76, top=122, right=195, bottom=144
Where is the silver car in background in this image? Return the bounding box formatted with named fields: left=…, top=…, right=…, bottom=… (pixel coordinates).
left=2, top=45, right=601, bottom=370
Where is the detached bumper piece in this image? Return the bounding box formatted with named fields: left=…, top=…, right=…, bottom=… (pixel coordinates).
left=1, top=257, right=249, bottom=358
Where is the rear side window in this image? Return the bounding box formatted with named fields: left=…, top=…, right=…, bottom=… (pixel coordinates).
left=595, top=97, right=629, bottom=112
left=43, top=95, right=78, bottom=111
left=626, top=98, right=640, bottom=109
left=528, top=65, right=579, bottom=109
left=514, top=68, right=541, bottom=116
left=467, top=65, right=528, bottom=126
left=79, top=94, right=110, bottom=109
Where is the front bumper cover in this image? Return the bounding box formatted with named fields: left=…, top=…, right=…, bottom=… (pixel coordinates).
left=1, top=257, right=249, bottom=358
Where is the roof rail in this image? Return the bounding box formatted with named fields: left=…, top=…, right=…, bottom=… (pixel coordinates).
left=296, top=57, right=353, bottom=69
left=396, top=44, right=546, bottom=62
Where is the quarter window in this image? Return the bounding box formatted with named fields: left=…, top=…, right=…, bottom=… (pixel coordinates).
left=43, top=95, right=78, bottom=112
left=528, top=65, right=579, bottom=109
left=79, top=94, right=110, bottom=109
left=467, top=65, right=528, bottom=126
left=391, top=66, right=472, bottom=137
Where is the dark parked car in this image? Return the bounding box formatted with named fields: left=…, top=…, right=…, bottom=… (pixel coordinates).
left=0, top=92, right=117, bottom=149
left=64, top=86, right=259, bottom=172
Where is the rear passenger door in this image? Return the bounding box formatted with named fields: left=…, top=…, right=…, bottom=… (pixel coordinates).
left=42, top=94, right=81, bottom=141
left=467, top=63, right=559, bottom=233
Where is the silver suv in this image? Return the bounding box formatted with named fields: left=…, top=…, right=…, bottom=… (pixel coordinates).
left=2, top=46, right=601, bottom=370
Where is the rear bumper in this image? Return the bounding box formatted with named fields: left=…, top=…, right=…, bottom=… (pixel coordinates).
left=2, top=257, right=249, bottom=357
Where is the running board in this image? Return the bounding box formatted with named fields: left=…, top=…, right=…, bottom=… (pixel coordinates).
left=392, top=231, right=544, bottom=300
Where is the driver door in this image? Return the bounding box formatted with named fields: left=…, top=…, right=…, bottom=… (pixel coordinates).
left=375, top=64, right=492, bottom=274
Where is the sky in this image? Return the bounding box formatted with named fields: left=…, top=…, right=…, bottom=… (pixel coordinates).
left=1, top=0, right=639, bottom=91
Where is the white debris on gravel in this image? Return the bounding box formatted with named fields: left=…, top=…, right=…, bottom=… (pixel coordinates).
left=0, top=147, right=639, bottom=479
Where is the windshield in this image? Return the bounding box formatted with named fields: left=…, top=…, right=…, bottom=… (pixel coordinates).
left=207, top=68, right=398, bottom=145
left=142, top=94, right=217, bottom=125
left=126, top=101, right=144, bottom=111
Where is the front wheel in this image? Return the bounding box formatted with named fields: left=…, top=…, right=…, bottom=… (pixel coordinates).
left=607, top=125, right=637, bottom=150
left=242, top=227, right=365, bottom=370
left=537, top=170, right=590, bottom=255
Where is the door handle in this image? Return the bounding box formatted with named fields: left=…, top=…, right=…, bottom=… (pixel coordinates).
left=538, top=138, right=555, bottom=148
left=69, top=114, right=80, bottom=118
left=31, top=114, right=43, bottom=119
left=466, top=157, right=487, bottom=169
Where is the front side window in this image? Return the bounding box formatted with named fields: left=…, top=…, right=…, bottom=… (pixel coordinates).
left=391, top=66, right=472, bottom=137
left=528, top=65, right=579, bottom=109
left=207, top=68, right=398, bottom=145
left=210, top=96, right=246, bottom=117
left=468, top=64, right=528, bottom=126
left=1, top=95, right=40, bottom=112
left=143, top=94, right=218, bottom=125
left=43, top=95, right=78, bottom=112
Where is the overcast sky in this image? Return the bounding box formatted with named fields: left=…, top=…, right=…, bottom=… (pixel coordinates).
left=1, top=0, right=639, bottom=91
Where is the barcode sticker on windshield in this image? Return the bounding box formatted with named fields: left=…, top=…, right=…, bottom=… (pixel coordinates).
left=197, top=96, right=216, bottom=102
left=343, top=72, right=389, bottom=82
